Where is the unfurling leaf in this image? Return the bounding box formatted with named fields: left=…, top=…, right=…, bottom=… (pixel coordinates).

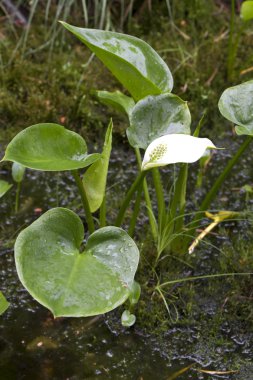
left=83, top=120, right=112, bottom=212
left=12, top=162, right=25, bottom=183
left=128, top=281, right=141, bottom=306
left=95, top=90, right=135, bottom=116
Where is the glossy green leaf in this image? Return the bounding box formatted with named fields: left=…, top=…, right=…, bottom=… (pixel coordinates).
left=2, top=123, right=100, bottom=171
left=83, top=121, right=112, bottom=212
left=60, top=22, right=173, bottom=101
left=127, top=93, right=191, bottom=149
left=0, top=291, right=9, bottom=315
left=95, top=90, right=135, bottom=116
left=15, top=208, right=139, bottom=317
left=218, top=80, right=253, bottom=136
left=0, top=180, right=12, bottom=198
left=241, top=1, right=253, bottom=21
left=12, top=162, right=25, bottom=183
left=121, top=310, right=136, bottom=327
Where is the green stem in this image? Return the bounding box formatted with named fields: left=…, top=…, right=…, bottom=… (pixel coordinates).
left=152, top=168, right=165, bottom=227
left=169, top=163, right=188, bottom=225
left=115, top=171, right=147, bottom=227
left=128, top=185, right=143, bottom=237
left=158, top=272, right=253, bottom=289
left=160, top=163, right=188, bottom=254
left=174, top=163, right=188, bottom=233
left=187, top=136, right=253, bottom=240
left=99, top=196, right=106, bottom=228
left=72, top=169, right=95, bottom=234
left=200, top=136, right=252, bottom=212
left=227, top=0, right=236, bottom=81
left=15, top=182, right=21, bottom=213
left=135, top=148, right=157, bottom=240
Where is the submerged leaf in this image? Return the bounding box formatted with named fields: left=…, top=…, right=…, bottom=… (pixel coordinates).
left=95, top=90, right=135, bottom=116
left=82, top=121, right=112, bottom=212
left=127, top=93, right=191, bottom=149
left=142, top=134, right=216, bottom=170
left=0, top=291, right=9, bottom=315
left=15, top=208, right=139, bottom=317
left=195, top=368, right=238, bottom=375
left=26, top=336, right=58, bottom=351
left=166, top=364, right=195, bottom=380
left=218, top=80, right=253, bottom=136
left=0, top=180, right=13, bottom=198
left=60, top=22, right=173, bottom=100
left=2, top=123, right=100, bottom=171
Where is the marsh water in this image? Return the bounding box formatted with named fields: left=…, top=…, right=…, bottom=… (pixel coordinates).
left=1, top=140, right=253, bottom=380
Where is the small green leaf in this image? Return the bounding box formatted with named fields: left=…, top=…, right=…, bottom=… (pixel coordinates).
left=0, top=180, right=12, bottom=198
left=218, top=80, right=253, bottom=136
left=128, top=281, right=141, bottom=305
left=2, top=123, right=100, bottom=171
left=83, top=120, right=112, bottom=212
left=15, top=208, right=139, bottom=317
left=12, top=162, right=25, bottom=183
left=60, top=22, right=173, bottom=101
left=242, top=184, right=253, bottom=193
left=0, top=291, right=9, bottom=315
left=241, top=0, right=253, bottom=21
left=127, top=93, right=191, bottom=149
left=95, top=90, right=135, bottom=116
left=121, top=310, right=136, bottom=327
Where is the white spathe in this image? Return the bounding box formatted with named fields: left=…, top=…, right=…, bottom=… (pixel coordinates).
left=142, top=134, right=216, bottom=171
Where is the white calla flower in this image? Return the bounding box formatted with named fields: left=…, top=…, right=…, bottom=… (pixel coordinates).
left=141, top=134, right=216, bottom=171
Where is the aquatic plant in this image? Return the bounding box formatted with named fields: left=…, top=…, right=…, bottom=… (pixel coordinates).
left=0, top=291, right=9, bottom=315
left=0, top=180, right=12, bottom=198
left=11, top=162, right=25, bottom=212
left=227, top=0, right=253, bottom=81
left=2, top=26, right=253, bottom=325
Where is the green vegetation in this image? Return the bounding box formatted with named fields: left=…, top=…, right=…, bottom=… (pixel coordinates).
left=1, top=0, right=253, bottom=339
left=1, top=2, right=253, bottom=378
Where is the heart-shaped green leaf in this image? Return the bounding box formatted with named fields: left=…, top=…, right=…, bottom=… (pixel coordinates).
left=218, top=80, right=253, bottom=136
left=121, top=310, right=136, bottom=327
left=127, top=93, right=191, bottom=149
left=0, top=180, right=13, bottom=198
left=2, top=123, right=100, bottom=171
left=83, top=120, right=112, bottom=212
left=95, top=90, right=135, bottom=116
left=60, top=22, right=173, bottom=101
left=15, top=208, right=139, bottom=317
left=241, top=0, right=253, bottom=21
left=0, top=292, right=9, bottom=315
